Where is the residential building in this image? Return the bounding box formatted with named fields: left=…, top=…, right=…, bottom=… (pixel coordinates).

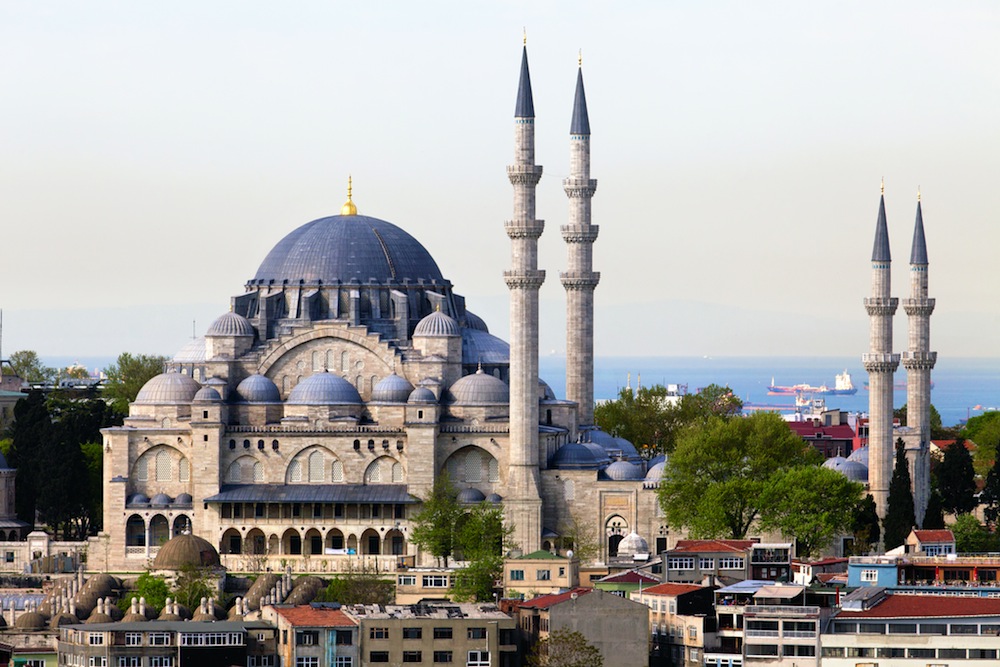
left=786, top=418, right=856, bottom=459
left=593, top=569, right=659, bottom=598
left=394, top=567, right=457, bottom=605
left=664, top=541, right=792, bottom=584
left=264, top=603, right=359, bottom=667
left=629, top=582, right=715, bottom=667
left=905, top=528, right=955, bottom=556
left=503, top=550, right=578, bottom=600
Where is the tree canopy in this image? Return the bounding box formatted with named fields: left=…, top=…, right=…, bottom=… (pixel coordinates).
left=452, top=501, right=514, bottom=602
left=936, top=439, right=977, bottom=515
left=849, top=495, right=881, bottom=555
left=410, top=473, right=463, bottom=567
left=951, top=513, right=1000, bottom=553
left=102, top=353, right=167, bottom=412
left=6, top=350, right=55, bottom=383
left=963, top=411, right=1000, bottom=477
left=657, top=411, right=822, bottom=539
left=314, top=562, right=394, bottom=605
left=883, top=439, right=916, bottom=550
left=527, top=628, right=603, bottom=667
left=894, top=403, right=953, bottom=440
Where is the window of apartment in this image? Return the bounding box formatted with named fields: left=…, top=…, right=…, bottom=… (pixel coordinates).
left=467, top=627, right=487, bottom=640
left=858, top=622, right=885, bottom=634
left=23, top=661, right=46, bottom=667
left=402, top=651, right=422, bottom=663
left=398, top=575, right=416, bottom=586
left=536, top=569, right=551, bottom=581
left=939, top=649, right=967, bottom=659
left=860, top=568, right=879, bottom=582
left=467, top=651, right=490, bottom=667
left=434, top=627, right=453, bottom=640
left=699, top=558, right=715, bottom=569
left=876, top=648, right=906, bottom=658
left=888, top=623, right=917, bottom=634
left=369, top=653, right=389, bottom=664
left=117, top=658, right=140, bottom=667
left=847, top=647, right=874, bottom=657
left=920, top=623, right=947, bottom=635
left=148, top=660, right=173, bottom=667
left=971, top=649, right=998, bottom=659
left=821, top=647, right=845, bottom=658
left=296, top=659, right=320, bottom=667
left=4, top=552, right=13, bottom=563
left=908, top=648, right=936, bottom=658
left=402, top=627, right=423, bottom=640
left=296, top=630, right=319, bottom=645
left=951, top=623, right=978, bottom=635
left=983, top=624, right=1000, bottom=634
left=687, top=626, right=697, bottom=639
left=668, top=600, right=676, bottom=614
left=688, top=648, right=700, bottom=663
left=559, top=567, right=565, bottom=577
left=335, top=658, right=354, bottom=667
left=510, top=570, right=524, bottom=581
left=125, top=632, right=142, bottom=646
left=746, top=644, right=778, bottom=657
left=423, top=575, right=448, bottom=588
left=434, top=650, right=453, bottom=663
left=719, top=557, right=745, bottom=570
left=89, top=659, right=107, bottom=667
left=88, top=633, right=105, bottom=645
left=149, top=632, right=170, bottom=646
left=782, top=645, right=816, bottom=657
left=370, top=627, right=389, bottom=639
left=832, top=622, right=856, bottom=634
left=336, top=630, right=353, bottom=645
left=668, top=557, right=694, bottom=570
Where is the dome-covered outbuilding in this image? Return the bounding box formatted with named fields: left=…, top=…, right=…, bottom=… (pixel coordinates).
left=153, top=533, right=222, bottom=570
left=134, top=373, right=200, bottom=405
left=444, top=370, right=509, bottom=405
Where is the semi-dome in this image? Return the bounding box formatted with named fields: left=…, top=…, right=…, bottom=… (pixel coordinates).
left=549, top=443, right=600, bottom=470
left=253, top=214, right=445, bottom=286
left=616, top=531, right=650, bottom=556
left=461, top=328, right=509, bottom=365
left=848, top=446, right=869, bottom=467
left=206, top=312, right=255, bottom=337
left=193, top=386, right=222, bottom=402
left=463, top=311, right=489, bottom=332
left=602, top=460, right=644, bottom=481
left=236, top=374, right=281, bottom=403
left=287, top=372, right=362, bottom=405
left=457, top=488, right=487, bottom=504
left=414, top=310, right=461, bottom=337
left=152, top=533, right=221, bottom=570
left=407, top=387, right=437, bottom=404
left=371, top=374, right=415, bottom=403
left=135, top=373, right=201, bottom=404
left=444, top=370, right=509, bottom=405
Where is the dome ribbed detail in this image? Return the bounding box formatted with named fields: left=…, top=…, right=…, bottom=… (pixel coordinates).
left=206, top=312, right=255, bottom=337
left=152, top=533, right=221, bottom=570
left=135, top=373, right=200, bottom=405
left=287, top=372, right=362, bottom=405
left=462, top=311, right=489, bottom=332
left=407, top=387, right=438, bottom=404
left=414, top=311, right=460, bottom=337
left=193, top=386, right=222, bottom=402
left=645, top=461, right=666, bottom=482
left=371, top=374, right=415, bottom=403
left=549, top=443, right=600, bottom=470
left=444, top=370, right=509, bottom=405
left=616, top=531, right=649, bottom=556
left=457, top=488, right=487, bottom=504
left=235, top=374, right=281, bottom=403
left=602, top=460, right=644, bottom=481
left=848, top=446, right=869, bottom=467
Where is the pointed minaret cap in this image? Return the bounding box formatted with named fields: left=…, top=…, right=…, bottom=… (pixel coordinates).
left=910, top=195, right=928, bottom=264
left=570, top=57, right=591, bottom=135
left=871, top=191, right=891, bottom=262
left=515, top=45, right=535, bottom=118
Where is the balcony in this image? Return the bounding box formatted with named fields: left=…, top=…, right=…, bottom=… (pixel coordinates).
left=744, top=605, right=820, bottom=618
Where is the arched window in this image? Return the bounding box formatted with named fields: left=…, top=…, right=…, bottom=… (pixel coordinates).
left=365, top=460, right=382, bottom=484
left=341, top=351, right=349, bottom=372
left=446, top=457, right=459, bottom=481
left=155, top=450, right=171, bottom=482
left=287, top=460, right=302, bottom=483
left=308, top=451, right=324, bottom=482
left=253, top=461, right=264, bottom=483
left=282, top=376, right=289, bottom=394
left=564, top=479, right=575, bottom=501
left=312, top=350, right=322, bottom=371
left=356, top=375, right=363, bottom=392
left=488, top=458, right=500, bottom=483
left=371, top=375, right=378, bottom=393
left=227, top=461, right=242, bottom=483
left=135, top=457, right=148, bottom=482
left=179, top=458, right=190, bottom=483
left=391, top=462, right=403, bottom=483
left=326, top=350, right=336, bottom=370
left=464, top=449, right=482, bottom=483
left=331, top=460, right=344, bottom=483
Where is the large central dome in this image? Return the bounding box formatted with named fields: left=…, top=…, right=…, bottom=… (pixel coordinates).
left=252, top=214, right=446, bottom=285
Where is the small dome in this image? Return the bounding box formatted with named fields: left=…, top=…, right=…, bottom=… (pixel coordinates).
left=648, top=454, right=666, bottom=468
left=135, top=373, right=200, bottom=404
left=149, top=493, right=173, bottom=507
left=616, top=531, right=650, bottom=556
left=245, top=574, right=281, bottom=611
left=152, top=533, right=221, bottom=570
left=848, top=446, right=869, bottom=467
left=193, top=386, right=222, bottom=402
left=173, top=337, right=208, bottom=363
left=539, top=379, right=556, bottom=401
left=175, top=493, right=193, bottom=505
left=287, top=372, right=362, bottom=405
left=50, top=612, right=78, bottom=629
left=83, top=574, right=120, bottom=595
left=457, top=488, right=487, bottom=504
left=407, top=387, right=437, bottom=404
left=840, top=460, right=869, bottom=483
left=414, top=310, right=460, bottom=337
left=158, top=608, right=183, bottom=622
left=14, top=611, right=46, bottom=630
left=602, top=460, right=644, bottom=481
left=613, top=437, right=642, bottom=461
left=371, top=374, right=415, bottom=403
left=85, top=611, right=114, bottom=624
left=463, top=310, right=489, bottom=332
left=645, top=461, right=667, bottom=482
left=583, top=428, right=618, bottom=450
left=121, top=610, right=148, bottom=623
left=206, top=312, right=255, bottom=337
left=444, top=370, right=509, bottom=405
left=549, top=443, right=600, bottom=470
left=461, top=328, right=509, bottom=366
left=486, top=493, right=503, bottom=504
left=823, top=456, right=849, bottom=472
left=582, top=442, right=612, bottom=465
left=236, top=374, right=281, bottom=403
left=128, top=493, right=150, bottom=506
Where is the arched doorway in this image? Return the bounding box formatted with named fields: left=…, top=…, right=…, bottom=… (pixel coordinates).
left=346, top=534, right=358, bottom=555
left=326, top=529, right=345, bottom=552
left=149, top=515, right=170, bottom=547
left=126, top=515, right=145, bottom=547
left=282, top=528, right=302, bottom=555
left=360, top=529, right=380, bottom=555
left=246, top=529, right=266, bottom=555
left=384, top=529, right=405, bottom=556
left=221, top=529, right=242, bottom=555
left=267, top=534, right=279, bottom=555
left=606, top=515, right=628, bottom=558
left=304, top=529, right=323, bottom=556
left=172, top=515, right=190, bottom=537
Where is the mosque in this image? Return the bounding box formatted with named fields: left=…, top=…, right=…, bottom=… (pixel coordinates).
left=96, top=46, right=666, bottom=573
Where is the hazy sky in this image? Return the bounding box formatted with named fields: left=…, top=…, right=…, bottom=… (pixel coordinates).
left=1, top=2, right=997, bottom=360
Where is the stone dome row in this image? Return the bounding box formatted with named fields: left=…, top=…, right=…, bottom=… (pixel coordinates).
left=205, top=308, right=472, bottom=341
left=137, top=368, right=551, bottom=407
left=822, top=446, right=870, bottom=483
left=127, top=492, right=193, bottom=507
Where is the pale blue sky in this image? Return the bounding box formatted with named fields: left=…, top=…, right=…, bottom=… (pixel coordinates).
left=1, top=2, right=997, bottom=358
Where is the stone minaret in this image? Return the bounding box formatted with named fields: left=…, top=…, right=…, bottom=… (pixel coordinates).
left=504, top=43, right=544, bottom=553
left=561, top=57, right=600, bottom=428
left=863, top=186, right=900, bottom=519
left=903, top=194, right=936, bottom=526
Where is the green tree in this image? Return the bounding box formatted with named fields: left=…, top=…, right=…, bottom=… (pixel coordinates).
left=759, top=466, right=863, bottom=559
left=9, top=390, right=51, bottom=523
left=527, top=628, right=603, bottom=667
left=453, top=502, right=514, bottom=602
left=172, top=564, right=221, bottom=611
left=883, top=439, right=916, bottom=550
left=102, top=353, right=167, bottom=412
left=951, top=513, right=1000, bottom=553
left=922, top=486, right=946, bottom=529
left=895, top=403, right=953, bottom=440
left=850, top=495, right=881, bottom=554
left=658, top=412, right=820, bottom=539
left=936, top=438, right=977, bottom=515
left=963, top=411, right=1000, bottom=477
left=981, top=455, right=1000, bottom=528
left=7, top=351, right=55, bottom=383
left=555, top=515, right=600, bottom=565
left=314, top=562, right=394, bottom=605
left=118, top=571, right=170, bottom=615
left=410, top=473, right=463, bottom=566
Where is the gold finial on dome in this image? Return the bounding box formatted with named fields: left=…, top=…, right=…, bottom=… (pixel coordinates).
left=880, top=177, right=885, bottom=196
left=917, top=185, right=921, bottom=202
left=523, top=27, right=527, bottom=45
left=341, top=175, right=358, bottom=216
left=578, top=49, right=582, bottom=67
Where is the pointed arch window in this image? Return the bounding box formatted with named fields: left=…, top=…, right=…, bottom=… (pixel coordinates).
left=253, top=461, right=264, bottom=483
left=135, top=457, right=148, bottom=483
left=308, top=451, right=324, bottom=482
left=179, top=458, right=190, bottom=483
left=288, top=460, right=303, bottom=483
left=391, top=462, right=403, bottom=483
left=488, top=458, right=500, bottom=483
left=365, top=460, right=382, bottom=484
left=227, top=461, right=242, bottom=483
left=465, top=449, right=483, bottom=483
left=155, top=450, right=171, bottom=482
left=331, top=460, right=344, bottom=483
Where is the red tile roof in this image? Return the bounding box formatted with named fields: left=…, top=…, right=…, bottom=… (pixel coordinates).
left=912, top=529, right=955, bottom=543
left=273, top=605, right=358, bottom=627
left=671, top=540, right=754, bottom=554
left=518, top=588, right=592, bottom=610
left=598, top=570, right=660, bottom=585
left=786, top=422, right=855, bottom=439
left=640, top=583, right=705, bottom=597
left=838, top=594, right=1000, bottom=619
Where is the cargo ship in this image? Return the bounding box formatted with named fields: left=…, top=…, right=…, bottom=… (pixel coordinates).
left=768, top=370, right=857, bottom=396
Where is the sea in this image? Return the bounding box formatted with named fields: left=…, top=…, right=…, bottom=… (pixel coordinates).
left=47, top=355, right=1000, bottom=429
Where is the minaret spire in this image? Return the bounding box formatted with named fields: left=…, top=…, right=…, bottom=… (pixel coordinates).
left=903, top=194, right=936, bottom=526
left=562, top=58, right=599, bottom=427
left=863, top=187, right=900, bottom=519
left=505, top=41, right=544, bottom=553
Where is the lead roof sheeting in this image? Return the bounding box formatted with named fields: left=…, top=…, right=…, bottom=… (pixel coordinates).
left=203, top=484, right=420, bottom=504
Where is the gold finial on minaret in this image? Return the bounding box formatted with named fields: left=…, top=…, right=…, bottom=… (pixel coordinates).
left=523, top=27, right=527, bottom=45
left=880, top=177, right=885, bottom=196
left=917, top=185, right=921, bottom=202
left=341, top=175, right=357, bottom=216
left=578, top=49, right=582, bottom=67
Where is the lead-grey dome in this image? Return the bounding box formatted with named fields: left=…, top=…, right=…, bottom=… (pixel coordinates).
left=371, top=374, right=415, bottom=403
left=549, top=443, right=600, bottom=470
left=463, top=311, right=489, bottom=332
left=407, top=387, right=438, bottom=404
left=486, top=493, right=503, bottom=504
left=457, top=488, right=487, bottom=504
left=135, top=373, right=200, bottom=404
left=206, top=312, right=255, bottom=337
left=602, top=460, right=644, bottom=481
left=645, top=461, right=667, bottom=482
left=414, top=311, right=460, bottom=337
left=823, top=456, right=849, bottom=472
left=287, top=372, right=362, bottom=405
left=539, top=379, right=556, bottom=401
left=461, top=328, right=509, bottom=365
left=840, top=460, right=869, bottom=483
left=253, top=214, right=445, bottom=286
left=444, top=370, right=509, bottom=405
left=193, top=386, right=222, bottom=403
left=616, top=531, right=649, bottom=556
left=236, top=374, right=281, bottom=403
left=848, top=446, right=869, bottom=467
left=149, top=493, right=173, bottom=507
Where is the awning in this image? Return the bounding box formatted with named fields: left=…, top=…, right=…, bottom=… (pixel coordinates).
left=753, top=585, right=805, bottom=600
left=204, top=484, right=420, bottom=504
